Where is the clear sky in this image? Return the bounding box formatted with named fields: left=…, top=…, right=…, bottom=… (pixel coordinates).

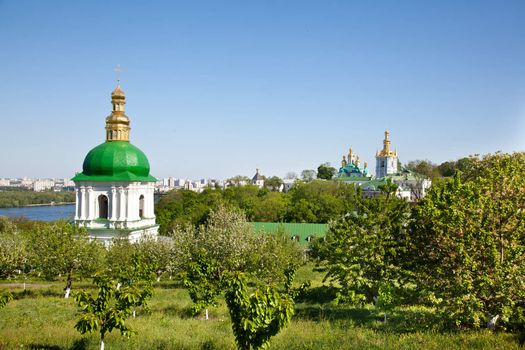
left=0, top=0, right=524, bottom=179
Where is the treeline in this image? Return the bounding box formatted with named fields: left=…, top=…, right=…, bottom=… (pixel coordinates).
left=155, top=180, right=358, bottom=235
left=0, top=190, right=75, bottom=208
left=404, top=156, right=479, bottom=180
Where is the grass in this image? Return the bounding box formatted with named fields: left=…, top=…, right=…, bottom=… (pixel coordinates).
left=0, top=265, right=522, bottom=350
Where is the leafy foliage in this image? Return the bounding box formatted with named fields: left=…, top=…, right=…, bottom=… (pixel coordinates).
left=182, top=250, right=222, bottom=316
left=0, top=218, right=27, bottom=278
left=172, top=205, right=303, bottom=316
left=312, top=181, right=411, bottom=304
left=317, top=163, right=337, bottom=180
left=156, top=181, right=359, bottom=231
left=224, top=273, right=295, bottom=350
left=409, top=153, right=525, bottom=328
left=0, top=291, right=12, bottom=309
left=74, top=275, right=152, bottom=349
left=27, top=221, right=105, bottom=295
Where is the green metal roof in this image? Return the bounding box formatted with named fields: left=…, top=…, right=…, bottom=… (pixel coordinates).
left=72, top=141, right=156, bottom=182
left=334, top=176, right=372, bottom=182
left=251, top=222, right=328, bottom=246
left=360, top=179, right=388, bottom=190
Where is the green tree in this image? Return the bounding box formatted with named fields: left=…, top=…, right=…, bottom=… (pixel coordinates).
left=172, top=205, right=303, bottom=316
left=300, top=169, right=316, bottom=182
left=75, top=275, right=151, bottom=350
left=0, top=218, right=28, bottom=279
left=316, top=163, right=336, bottom=180
left=135, top=238, right=174, bottom=282
left=253, top=192, right=289, bottom=222
left=312, top=180, right=410, bottom=304
left=437, top=160, right=456, bottom=177
left=405, top=159, right=440, bottom=180
left=251, top=229, right=303, bottom=283
left=409, top=153, right=525, bottom=328
left=224, top=273, right=295, bottom=350
left=264, top=176, right=284, bottom=191
left=29, top=221, right=105, bottom=298
left=182, top=250, right=222, bottom=320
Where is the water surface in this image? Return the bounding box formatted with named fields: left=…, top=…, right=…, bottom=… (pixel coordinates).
left=0, top=204, right=75, bottom=222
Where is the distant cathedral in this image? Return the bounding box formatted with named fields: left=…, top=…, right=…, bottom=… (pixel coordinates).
left=72, top=84, right=159, bottom=243
left=337, top=130, right=397, bottom=180
left=338, top=147, right=370, bottom=178
left=337, top=130, right=431, bottom=201
left=375, top=130, right=398, bottom=178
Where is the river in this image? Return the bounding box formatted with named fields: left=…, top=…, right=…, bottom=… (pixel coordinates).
left=0, top=204, right=75, bottom=222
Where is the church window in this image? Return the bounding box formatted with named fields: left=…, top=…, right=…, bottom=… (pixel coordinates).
left=139, top=195, right=145, bottom=218
left=98, top=195, right=109, bottom=219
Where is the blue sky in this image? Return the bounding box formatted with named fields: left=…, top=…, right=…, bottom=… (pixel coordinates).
left=0, top=0, right=524, bottom=179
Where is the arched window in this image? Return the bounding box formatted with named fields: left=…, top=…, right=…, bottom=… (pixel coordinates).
left=139, top=195, right=145, bottom=218
left=98, top=195, right=108, bottom=219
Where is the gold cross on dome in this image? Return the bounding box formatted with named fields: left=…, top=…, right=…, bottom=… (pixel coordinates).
left=115, top=64, right=123, bottom=84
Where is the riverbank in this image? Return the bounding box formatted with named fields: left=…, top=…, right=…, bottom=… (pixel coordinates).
left=23, top=202, right=75, bottom=207
left=0, top=190, right=75, bottom=209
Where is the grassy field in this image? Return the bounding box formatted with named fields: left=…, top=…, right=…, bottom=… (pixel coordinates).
left=0, top=265, right=522, bottom=350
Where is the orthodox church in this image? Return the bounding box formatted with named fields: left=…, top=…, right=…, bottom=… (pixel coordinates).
left=337, top=130, right=430, bottom=201
left=338, top=147, right=370, bottom=178
left=375, top=130, right=398, bottom=178
left=72, top=84, right=159, bottom=243
left=337, top=130, right=397, bottom=181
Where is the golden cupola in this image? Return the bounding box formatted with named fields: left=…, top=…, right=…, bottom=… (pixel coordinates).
left=376, top=130, right=397, bottom=157
left=105, top=85, right=130, bottom=142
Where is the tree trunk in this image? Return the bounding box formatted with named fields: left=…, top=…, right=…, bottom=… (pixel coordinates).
left=205, top=308, right=209, bottom=320
left=64, top=271, right=73, bottom=298
left=116, top=282, right=121, bottom=290
left=133, top=309, right=136, bottom=318
left=100, top=332, right=105, bottom=350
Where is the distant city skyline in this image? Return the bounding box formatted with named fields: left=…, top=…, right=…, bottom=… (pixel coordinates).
left=0, top=1, right=524, bottom=179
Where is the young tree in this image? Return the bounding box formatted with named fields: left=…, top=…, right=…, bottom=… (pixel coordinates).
left=75, top=275, right=152, bottom=350
left=135, top=238, right=174, bottom=282
left=312, top=180, right=411, bottom=304
left=408, top=153, right=525, bottom=328
left=0, top=218, right=27, bottom=279
left=251, top=229, right=303, bottom=284
left=224, top=273, right=295, bottom=350
left=172, top=205, right=303, bottom=316
left=29, top=221, right=105, bottom=298
left=182, top=250, right=222, bottom=320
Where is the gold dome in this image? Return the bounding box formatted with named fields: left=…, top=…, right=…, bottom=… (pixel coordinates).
left=111, top=84, right=125, bottom=98
left=105, top=84, right=130, bottom=141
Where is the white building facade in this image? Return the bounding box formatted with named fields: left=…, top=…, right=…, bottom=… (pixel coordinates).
left=375, top=130, right=398, bottom=178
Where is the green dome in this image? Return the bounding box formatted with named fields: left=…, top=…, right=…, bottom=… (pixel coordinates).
left=72, top=141, right=156, bottom=182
